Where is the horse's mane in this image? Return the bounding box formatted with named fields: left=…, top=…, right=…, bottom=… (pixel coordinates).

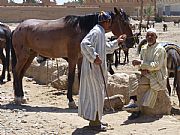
left=64, top=13, right=98, bottom=33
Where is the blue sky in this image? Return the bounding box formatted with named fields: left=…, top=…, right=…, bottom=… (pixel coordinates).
left=13, top=0, right=72, bottom=5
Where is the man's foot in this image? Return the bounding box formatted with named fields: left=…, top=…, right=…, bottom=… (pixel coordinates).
left=128, top=111, right=141, bottom=120
left=89, top=120, right=108, bottom=127
left=122, top=103, right=139, bottom=111
left=89, top=124, right=107, bottom=132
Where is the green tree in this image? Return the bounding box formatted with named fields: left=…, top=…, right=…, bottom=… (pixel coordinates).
left=145, top=5, right=153, bottom=28
left=9, top=0, right=15, bottom=3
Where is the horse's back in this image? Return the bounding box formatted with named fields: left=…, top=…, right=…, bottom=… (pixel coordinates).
left=12, top=18, right=80, bottom=58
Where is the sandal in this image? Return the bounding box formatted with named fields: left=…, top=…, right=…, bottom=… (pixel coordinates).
left=89, top=124, right=107, bottom=132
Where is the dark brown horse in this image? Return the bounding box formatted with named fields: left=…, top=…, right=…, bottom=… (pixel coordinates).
left=11, top=7, right=134, bottom=107
left=0, top=23, right=11, bottom=83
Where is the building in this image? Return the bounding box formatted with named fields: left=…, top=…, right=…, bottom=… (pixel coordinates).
left=84, top=0, right=180, bottom=16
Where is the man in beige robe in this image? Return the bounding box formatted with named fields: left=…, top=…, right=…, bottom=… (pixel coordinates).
left=122, top=28, right=169, bottom=120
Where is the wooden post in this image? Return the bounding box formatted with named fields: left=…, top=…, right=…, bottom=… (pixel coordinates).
left=139, top=0, right=143, bottom=34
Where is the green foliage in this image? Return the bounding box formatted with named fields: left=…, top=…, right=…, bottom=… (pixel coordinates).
left=9, top=0, right=15, bottom=3
left=73, top=0, right=83, bottom=4
left=145, top=5, right=153, bottom=17
left=31, top=0, right=38, bottom=3
left=154, top=16, right=163, bottom=22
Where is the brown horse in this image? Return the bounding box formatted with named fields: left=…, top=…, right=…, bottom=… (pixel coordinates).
left=0, top=23, right=11, bottom=83
left=11, top=7, right=134, bottom=107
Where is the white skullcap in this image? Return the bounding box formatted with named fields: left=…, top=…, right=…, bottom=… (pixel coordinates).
left=147, top=28, right=157, bottom=34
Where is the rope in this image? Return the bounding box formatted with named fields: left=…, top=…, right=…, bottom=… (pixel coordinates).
left=99, top=65, right=115, bottom=112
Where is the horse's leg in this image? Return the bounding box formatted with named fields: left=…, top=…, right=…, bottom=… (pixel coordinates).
left=114, top=50, right=118, bottom=67
left=77, top=57, right=82, bottom=83
left=176, top=72, right=180, bottom=107
left=0, top=49, right=6, bottom=83
left=166, top=77, right=171, bottom=96
left=109, top=63, right=115, bottom=75
left=17, top=54, right=36, bottom=104
left=67, top=56, right=78, bottom=108
left=13, top=49, right=32, bottom=104
left=123, top=49, right=128, bottom=64
left=118, top=48, right=121, bottom=64
left=127, top=49, right=129, bottom=63
left=123, top=49, right=126, bottom=64
left=5, top=41, right=11, bottom=81
left=172, top=77, right=177, bottom=95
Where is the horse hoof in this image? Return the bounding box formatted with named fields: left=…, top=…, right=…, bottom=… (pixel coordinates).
left=14, top=97, right=27, bottom=105
left=68, top=101, right=78, bottom=109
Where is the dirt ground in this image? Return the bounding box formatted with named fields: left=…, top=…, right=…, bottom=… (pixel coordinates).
left=0, top=22, right=180, bottom=135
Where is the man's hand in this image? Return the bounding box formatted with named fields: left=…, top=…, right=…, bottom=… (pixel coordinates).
left=94, top=55, right=102, bottom=65
left=139, top=69, right=149, bottom=76
left=132, top=60, right=141, bottom=66
left=117, top=34, right=127, bottom=44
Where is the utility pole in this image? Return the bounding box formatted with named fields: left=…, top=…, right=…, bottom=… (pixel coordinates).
left=139, top=0, right=143, bottom=34
left=154, top=0, right=157, bottom=19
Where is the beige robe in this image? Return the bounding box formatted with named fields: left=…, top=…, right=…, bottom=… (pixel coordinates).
left=139, top=42, right=168, bottom=108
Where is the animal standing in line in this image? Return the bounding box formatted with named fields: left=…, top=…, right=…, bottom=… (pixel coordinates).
left=11, top=7, right=135, bottom=108
left=0, top=23, right=11, bottom=83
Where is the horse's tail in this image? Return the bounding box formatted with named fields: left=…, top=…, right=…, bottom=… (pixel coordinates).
left=137, top=38, right=147, bottom=54
left=10, top=30, right=17, bottom=72
left=5, top=29, right=11, bottom=72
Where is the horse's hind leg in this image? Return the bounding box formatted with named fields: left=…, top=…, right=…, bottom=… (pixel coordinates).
left=13, top=50, right=35, bottom=104
left=0, top=49, right=6, bottom=83
left=176, top=72, right=180, bottom=107
left=167, top=77, right=171, bottom=95
left=77, top=57, right=82, bottom=82
left=5, top=39, right=11, bottom=81
left=67, top=55, right=79, bottom=109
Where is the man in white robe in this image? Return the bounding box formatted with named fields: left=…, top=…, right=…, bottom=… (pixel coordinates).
left=122, top=28, right=169, bottom=120
left=78, top=11, right=126, bottom=131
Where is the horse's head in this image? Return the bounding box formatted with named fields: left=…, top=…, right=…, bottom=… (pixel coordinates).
left=110, top=7, right=135, bottom=47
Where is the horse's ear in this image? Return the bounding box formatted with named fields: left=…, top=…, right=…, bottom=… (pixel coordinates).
left=114, top=7, right=119, bottom=14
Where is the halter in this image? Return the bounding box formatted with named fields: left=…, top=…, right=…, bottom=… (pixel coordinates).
left=113, top=12, right=136, bottom=45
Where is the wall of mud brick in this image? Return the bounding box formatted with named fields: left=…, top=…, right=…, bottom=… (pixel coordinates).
left=0, top=6, right=179, bottom=23
left=0, top=6, right=115, bottom=22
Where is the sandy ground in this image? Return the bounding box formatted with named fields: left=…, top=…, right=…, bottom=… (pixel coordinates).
left=0, top=22, right=179, bottom=135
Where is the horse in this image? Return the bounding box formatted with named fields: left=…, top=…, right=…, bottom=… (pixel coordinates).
left=163, top=24, right=168, bottom=32
left=138, top=39, right=180, bottom=107
left=139, top=23, right=148, bottom=32
left=106, top=32, right=140, bottom=75
left=173, top=20, right=180, bottom=27
left=0, top=23, right=11, bottom=83
left=11, top=7, right=135, bottom=107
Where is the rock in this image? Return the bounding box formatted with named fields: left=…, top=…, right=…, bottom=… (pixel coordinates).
left=129, top=73, right=172, bottom=115
left=104, top=94, right=124, bottom=111
left=107, top=73, right=130, bottom=104
left=51, top=74, right=79, bottom=95
left=25, top=58, right=68, bottom=84
left=51, top=75, right=67, bottom=90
